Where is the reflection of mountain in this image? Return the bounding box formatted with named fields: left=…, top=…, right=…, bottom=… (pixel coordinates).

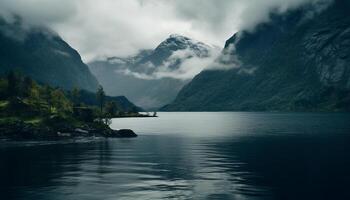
left=164, top=0, right=350, bottom=111
left=89, top=34, right=214, bottom=109
left=0, top=17, right=99, bottom=92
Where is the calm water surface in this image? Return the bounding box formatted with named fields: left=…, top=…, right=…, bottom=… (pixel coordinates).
left=1, top=112, right=350, bottom=200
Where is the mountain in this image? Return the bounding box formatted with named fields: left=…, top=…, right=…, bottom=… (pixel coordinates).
left=76, top=90, right=143, bottom=112
left=0, top=17, right=99, bottom=92
left=163, top=0, right=350, bottom=112
left=89, top=34, right=214, bottom=109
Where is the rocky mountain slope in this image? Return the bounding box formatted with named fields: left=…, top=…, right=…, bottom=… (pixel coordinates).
left=0, top=17, right=99, bottom=92
left=163, top=0, right=350, bottom=111
left=89, top=34, right=214, bottom=109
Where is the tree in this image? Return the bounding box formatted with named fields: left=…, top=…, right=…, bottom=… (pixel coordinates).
left=42, top=85, right=53, bottom=113
left=51, top=89, right=71, bottom=114
left=96, top=85, right=105, bottom=114
left=0, top=78, right=8, bottom=100
left=28, top=85, right=41, bottom=111
left=71, top=87, right=80, bottom=107
left=105, top=101, right=118, bottom=117
left=23, top=76, right=34, bottom=97
left=6, top=70, right=20, bottom=98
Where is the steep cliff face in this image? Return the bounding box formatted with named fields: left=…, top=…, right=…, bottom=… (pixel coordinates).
left=0, top=18, right=99, bottom=92
left=163, top=0, right=350, bottom=111
left=89, top=34, right=214, bottom=109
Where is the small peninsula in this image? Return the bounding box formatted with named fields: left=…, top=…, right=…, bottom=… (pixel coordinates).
left=0, top=71, right=138, bottom=140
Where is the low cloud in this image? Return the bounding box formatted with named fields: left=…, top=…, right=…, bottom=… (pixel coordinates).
left=0, top=0, right=76, bottom=25
left=117, top=44, right=249, bottom=81
left=117, top=47, right=221, bottom=80
left=0, top=0, right=333, bottom=62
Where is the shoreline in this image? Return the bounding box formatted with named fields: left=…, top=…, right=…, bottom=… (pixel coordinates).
left=0, top=118, right=137, bottom=141
left=113, top=115, right=158, bottom=118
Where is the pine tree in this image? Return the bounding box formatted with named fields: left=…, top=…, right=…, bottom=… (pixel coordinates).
left=71, top=87, right=80, bottom=107
left=96, top=85, right=105, bottom=114
left=23, top=76, right=34, bottom=97
left=105, top=101, right=118, bottom=117
left=6, top=71, right=20, bottom=98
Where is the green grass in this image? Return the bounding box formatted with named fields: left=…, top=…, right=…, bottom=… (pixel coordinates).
left=0, top=116, right=20, bottom=124
left=24, top=117, right=43, bottom=125
left=0, top=116, right=43, bottom=124
left=0, top=100, right=9, bottom=108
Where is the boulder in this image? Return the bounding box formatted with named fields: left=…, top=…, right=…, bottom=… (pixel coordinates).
left=108, top=129, right=137, bottom=138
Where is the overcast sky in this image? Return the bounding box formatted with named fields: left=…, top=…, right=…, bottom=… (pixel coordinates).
left=0, top=0, right=331, bottom=62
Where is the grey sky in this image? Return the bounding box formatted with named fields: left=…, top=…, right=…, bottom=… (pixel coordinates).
left=0, top=0, right=331, bottom=61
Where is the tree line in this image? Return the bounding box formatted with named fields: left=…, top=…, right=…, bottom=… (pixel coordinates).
left=0, top=70, right=121, bottom=124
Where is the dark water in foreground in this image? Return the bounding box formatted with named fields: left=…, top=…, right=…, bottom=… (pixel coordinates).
left=1, top=112, right=350, bottom=200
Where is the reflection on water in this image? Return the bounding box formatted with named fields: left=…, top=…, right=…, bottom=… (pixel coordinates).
left=1, top=112, right=350, bottom=200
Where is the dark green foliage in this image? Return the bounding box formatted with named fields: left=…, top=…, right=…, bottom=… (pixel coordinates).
left=0, top=78, right=7, bottom=100
left=6, top=71, right=20, bottom=98
left=105, top=101, right=118, bottom=117
left=73, top=107, right=95, bottom=123
left=0, top=71, right=136, bottom=134
left=0, top=71, right=73, bottom=117
left=23, top=76, right=34, bottom=97
left=96, top=85, right=105, bottom=113
left=51, top=89, right=72, bottom=114
left=71, top=87, right=80, bottom=106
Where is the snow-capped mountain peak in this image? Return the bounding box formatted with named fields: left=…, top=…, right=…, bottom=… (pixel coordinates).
left=155, top=34, right=212, bottom=58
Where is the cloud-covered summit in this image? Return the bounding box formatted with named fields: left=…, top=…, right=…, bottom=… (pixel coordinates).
left=0, top=0, right=332, bottom=61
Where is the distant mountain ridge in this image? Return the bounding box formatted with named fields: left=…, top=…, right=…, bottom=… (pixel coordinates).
left=75, top=90, right=143, bottom=112
left=89, top=34, right=214, bottom=109
left=163, top=0, right=350, bottom=111
left=0, top=17, right=99, bottom=92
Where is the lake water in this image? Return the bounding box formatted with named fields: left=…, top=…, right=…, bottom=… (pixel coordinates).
left=1, top=112, right=350, bottom=200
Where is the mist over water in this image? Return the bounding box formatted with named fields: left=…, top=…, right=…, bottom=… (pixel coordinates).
left=1, top=112, right=350, bottom=200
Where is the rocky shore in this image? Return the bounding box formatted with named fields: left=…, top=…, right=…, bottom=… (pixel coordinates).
left=0, top=119, right=137, bottom=140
